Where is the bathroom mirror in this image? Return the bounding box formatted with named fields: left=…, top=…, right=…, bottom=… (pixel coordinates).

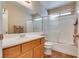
left=3, top=1, right=43, bottom=34
left=33, top=14, right=43, bottom=32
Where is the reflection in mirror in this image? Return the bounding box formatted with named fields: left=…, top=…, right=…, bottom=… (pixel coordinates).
left=32, top=13, right=43, bottom=32
left=26, top=19, right=33, bottom=32
left=3, top=8, right=8, bottom=34
left=3, top=2, right=30, bottom=34
left=3, top=1, right=43, bottom=34
left=34, top=18, right=42, bottom=32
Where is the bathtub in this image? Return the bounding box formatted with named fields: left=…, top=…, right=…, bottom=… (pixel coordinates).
left=52, top=42, right=77, bottom=57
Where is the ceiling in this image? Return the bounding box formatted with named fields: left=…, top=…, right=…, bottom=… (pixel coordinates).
left=40, top=1, right=75, bottom=10
left=14, top=1, right=75, bottom=15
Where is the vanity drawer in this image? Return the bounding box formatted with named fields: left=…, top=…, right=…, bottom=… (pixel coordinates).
left=22, top=39, right=41, bottom=53
left=3, top=45, right=21, bottom=58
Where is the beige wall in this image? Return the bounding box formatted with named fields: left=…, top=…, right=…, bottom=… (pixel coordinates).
left=4, top=2, right=32, bottom=33
left=76, top=2, right=79, bottom=33
left=0, top=2, right=3, bottom=58
left=48, top=2, right=76, bottom=15
left=31, top=1, right=48, bottom=17
left=0, top=2, right=3, bottom=34
left=76, top=1, right=79, bottom=57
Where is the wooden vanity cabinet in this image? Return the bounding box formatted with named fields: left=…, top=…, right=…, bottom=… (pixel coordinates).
left=33, top=44, right=44, bottom=58
left=3, top=37, right=45, bottom=58
left=17, top=49, right=33, bottom=58
left=3, top=45, right=21, bottom=58
left=33, top=39, right=45, bottom=58
left=22, top=39, right=41, bottom=53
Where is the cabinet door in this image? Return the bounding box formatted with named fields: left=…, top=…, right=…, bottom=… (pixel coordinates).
left=22, top=39, right=40, bottom=53
left=17, top=50, right=33, bottom=58
left=3, top=45, right=21, bottom=58
left=33, top=44, right=44, bottom=58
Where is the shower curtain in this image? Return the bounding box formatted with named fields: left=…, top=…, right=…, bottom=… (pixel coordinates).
left=44, top=14, right=75, bottom=45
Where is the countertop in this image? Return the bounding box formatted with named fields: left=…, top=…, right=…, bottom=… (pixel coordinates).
left=2, top=32, right=44, bottom=49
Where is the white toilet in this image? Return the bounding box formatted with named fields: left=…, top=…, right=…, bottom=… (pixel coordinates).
left=44, top=41, right=52, bottom=56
